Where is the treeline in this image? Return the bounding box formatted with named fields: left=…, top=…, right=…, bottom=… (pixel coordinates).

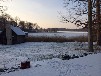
left=0, top=13, right=42, bottom=32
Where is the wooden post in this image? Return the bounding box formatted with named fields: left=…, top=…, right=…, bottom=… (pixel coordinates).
left=88, top=0, right=93, bottom=52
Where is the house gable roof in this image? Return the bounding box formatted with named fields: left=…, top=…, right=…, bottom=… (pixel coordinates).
left=11, top=26, right=25, bottom=35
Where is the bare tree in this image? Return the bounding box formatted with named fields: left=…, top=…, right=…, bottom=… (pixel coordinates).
left=88, top=0, right=93, bottom=52
left=14, top=16, right=20, bottom=26
left=25, top=22, right=33, bottom=30
left=96, top=0, right=101, bottom=45
left=0, top=0, right=8, bottom=14
left=60, top=0, right=95, bottom=52
left=19, top=21, right=26, bottom=30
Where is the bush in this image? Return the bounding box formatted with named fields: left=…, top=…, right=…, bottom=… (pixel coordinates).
left=25, top=36, right=88, bottom=42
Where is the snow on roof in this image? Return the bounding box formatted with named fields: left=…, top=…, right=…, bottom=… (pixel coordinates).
left=11, top=26, right=25, bottom=35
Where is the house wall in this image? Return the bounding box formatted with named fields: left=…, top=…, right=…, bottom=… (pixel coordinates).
left=12, top=31, right=17, bottom=44
left=17, top=36, right=25, bottom=44
left=12, top=31, right=25, bottom=44
left=0, top=30, right=25, bottom=45
left=0, top=30, right=7, bottom=44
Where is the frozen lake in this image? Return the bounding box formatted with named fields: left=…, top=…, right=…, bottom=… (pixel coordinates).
left=28, top=31, right=88, bottom=38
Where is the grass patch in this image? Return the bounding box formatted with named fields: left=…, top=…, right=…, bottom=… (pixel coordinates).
left=25, top=36, right=88, bottom=42
left=68, top=36, right=88, bottom=42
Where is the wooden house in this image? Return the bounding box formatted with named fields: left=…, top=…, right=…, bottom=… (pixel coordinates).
left=0, top=26, right=25, bottom=45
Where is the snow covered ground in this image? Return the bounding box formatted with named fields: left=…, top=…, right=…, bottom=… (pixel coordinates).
left=28, top=31, right=87, bottom=38
left=0, top=53, right=101, bottom=76
left=0, top=42, right=101, bottom=76
left=0, top=42, right=87, bottom=68
left=0, top=32, right=100, bottom=76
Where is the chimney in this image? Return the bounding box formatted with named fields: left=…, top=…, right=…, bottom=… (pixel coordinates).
left=5, top=22, right=12, bottom=45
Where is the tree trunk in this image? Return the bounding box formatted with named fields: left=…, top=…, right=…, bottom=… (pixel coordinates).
left=96, top=0, right=101, bottom=45
left=88, top=0, right=93, bottom=52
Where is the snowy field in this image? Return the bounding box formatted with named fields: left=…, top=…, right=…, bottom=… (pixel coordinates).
left=28, top=31, right=87, bottom=38
left=0, top=42, right=88, bottom=68
left=1, top=53, right=101, bottom=76
left=0, top=42, right=101, bottom=76
left=0, top=31, right=101, bottom=76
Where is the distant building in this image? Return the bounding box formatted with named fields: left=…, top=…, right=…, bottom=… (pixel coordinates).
left=0, top=26, right=25, bottom=45
left=47, top=28, right=67, bottom=32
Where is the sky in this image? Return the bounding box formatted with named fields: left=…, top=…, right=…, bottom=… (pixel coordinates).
left=1, top=0, right=78, bottom=29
